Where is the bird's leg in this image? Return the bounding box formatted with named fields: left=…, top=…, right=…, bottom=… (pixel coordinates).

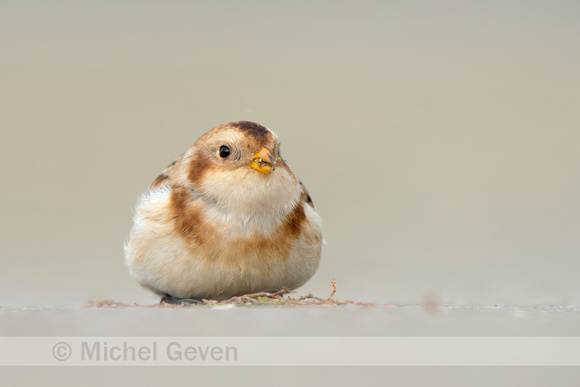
left=160, top=294, right=204, bottom=305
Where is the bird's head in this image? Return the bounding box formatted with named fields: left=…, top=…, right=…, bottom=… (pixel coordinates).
left=181, top=121, right=300, bottom=216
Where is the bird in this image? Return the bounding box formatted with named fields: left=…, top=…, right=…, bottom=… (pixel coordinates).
left=124, top=121, right=323, bottom=303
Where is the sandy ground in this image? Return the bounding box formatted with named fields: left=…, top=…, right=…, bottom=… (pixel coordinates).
left=2, top=302, right=580, bottom=336
left=2, top=366, right=580, bottom=387
left=2, top=303, right=580, bottom=387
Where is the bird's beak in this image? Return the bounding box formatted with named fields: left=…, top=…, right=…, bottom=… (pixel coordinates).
left=250, top=147, right=279, bottom=175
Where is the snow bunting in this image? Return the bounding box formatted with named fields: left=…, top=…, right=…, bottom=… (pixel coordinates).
left=125, top=121, right=323, bottom=302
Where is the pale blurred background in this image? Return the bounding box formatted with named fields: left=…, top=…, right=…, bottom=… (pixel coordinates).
left=1, top=0, right=579, bottom=308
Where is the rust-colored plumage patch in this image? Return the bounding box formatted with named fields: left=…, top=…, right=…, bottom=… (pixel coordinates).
left=226, top=235, right=286, bottom=265
left=188, top=150, right=214, bottom=187
left=229, top=121, right=272, bottom=143
left=170, top=186, right=212, bottom=246
left=282, top=203, right=306, bottom=239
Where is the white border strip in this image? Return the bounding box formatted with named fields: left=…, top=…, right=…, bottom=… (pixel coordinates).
left=1, top=337, right=579, bottom=366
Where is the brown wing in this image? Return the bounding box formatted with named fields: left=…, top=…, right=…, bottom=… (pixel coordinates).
left=149, top=153, right=184, bottom=190
left=299, top=181, right=315, bottom=209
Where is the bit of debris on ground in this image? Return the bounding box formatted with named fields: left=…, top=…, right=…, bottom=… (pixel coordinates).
left=86, top=280, right=391, bottom=308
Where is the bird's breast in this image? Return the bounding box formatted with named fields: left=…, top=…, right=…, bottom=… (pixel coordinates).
left=169, top=186, right=307, bottom=265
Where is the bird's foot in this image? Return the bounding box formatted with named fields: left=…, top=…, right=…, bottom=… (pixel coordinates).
left=160, top=294, right=204, bottom=306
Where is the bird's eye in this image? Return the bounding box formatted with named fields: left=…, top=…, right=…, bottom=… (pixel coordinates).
left=219, top=145, right=230, bottom=158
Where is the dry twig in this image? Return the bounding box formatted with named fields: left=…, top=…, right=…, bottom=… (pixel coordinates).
left=327, top=279, right=337, bottom=300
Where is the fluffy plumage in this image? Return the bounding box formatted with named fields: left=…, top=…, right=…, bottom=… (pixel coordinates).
left=124, top=121, right=323, bottom=300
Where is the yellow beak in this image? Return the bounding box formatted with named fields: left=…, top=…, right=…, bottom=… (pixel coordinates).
left=249, top=147, right=278, bottom=175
